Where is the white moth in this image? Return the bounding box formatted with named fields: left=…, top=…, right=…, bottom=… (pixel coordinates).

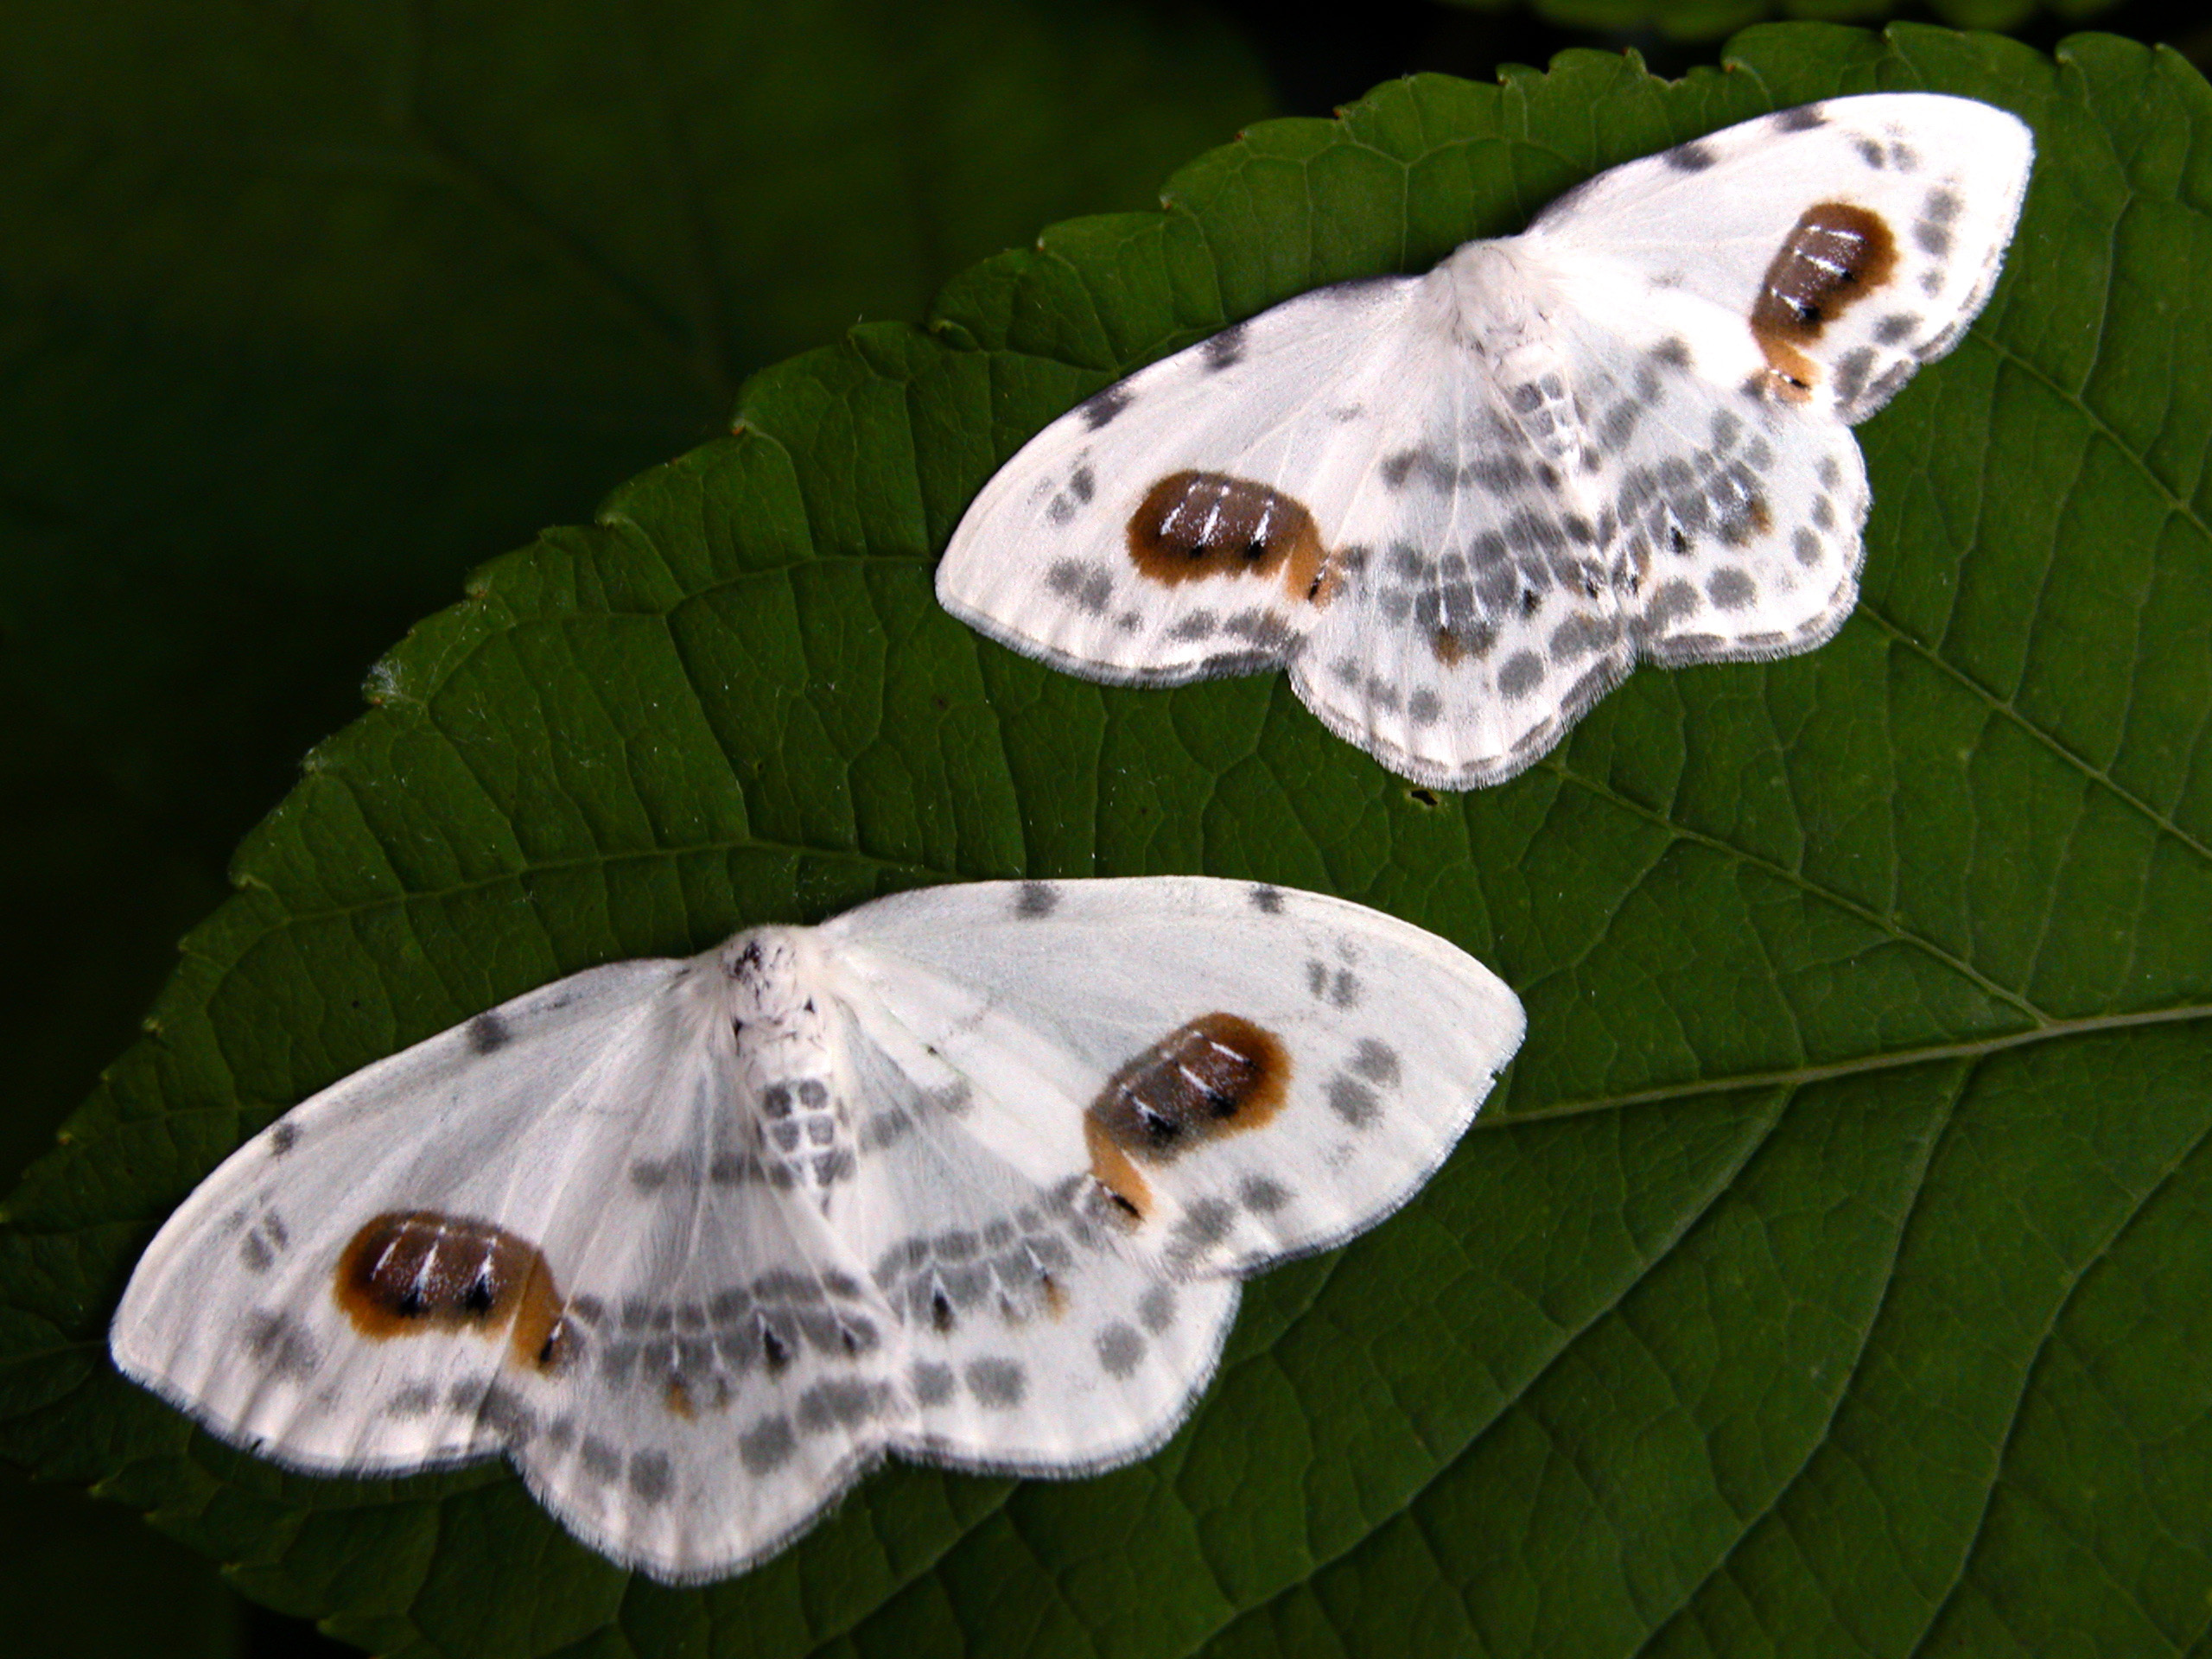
left=111, top=877, right=1523, bottom=1583
left=937, top=93, right=2034, bottom=788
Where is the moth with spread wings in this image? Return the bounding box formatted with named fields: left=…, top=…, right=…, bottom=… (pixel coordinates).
left=936, top=93, right=2034, bottom=788
left=111, top=877, right=1523, bottom=1583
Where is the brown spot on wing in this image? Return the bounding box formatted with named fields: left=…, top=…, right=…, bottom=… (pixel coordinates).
left=1721, top=496, right=1774, bottom=548
left=1128, top=473, right=1330, bottom=602
left=334, top=1211, right=571, bottom=1374
left=1086, top=1013, right=1292, bottom=1222
left=1751, top=202, right=1898, bottom=396
left=1083, top=1119, right=1154, bottom=1224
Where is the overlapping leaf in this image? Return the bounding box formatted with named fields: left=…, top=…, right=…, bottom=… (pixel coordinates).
left=1438, top=0, right=2122, bottom=46
left=2, top=21, right=2208, bottom=1657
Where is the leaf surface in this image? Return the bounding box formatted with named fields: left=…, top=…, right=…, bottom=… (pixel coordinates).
left=1436, top=0, right=2123, bottom=46
left=4, top=21, right=2209, bottom=1658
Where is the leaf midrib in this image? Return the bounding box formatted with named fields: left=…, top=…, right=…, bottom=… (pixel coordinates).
left=1507, top=1001, right=2211, bottom=1123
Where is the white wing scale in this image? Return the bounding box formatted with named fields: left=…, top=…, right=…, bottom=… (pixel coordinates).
left=111, top=878, right=1523, bottom=1582
left=936, top=93, right=2033, bottom=787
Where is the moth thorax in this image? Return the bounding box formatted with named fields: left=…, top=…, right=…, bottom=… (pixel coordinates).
left=721, top=928, right=809, bottom=1022
left=1438, top=238, right=1535, bottom=334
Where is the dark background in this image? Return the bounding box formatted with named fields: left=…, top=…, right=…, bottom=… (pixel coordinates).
left=3, top=1, right=2202, bottom=1651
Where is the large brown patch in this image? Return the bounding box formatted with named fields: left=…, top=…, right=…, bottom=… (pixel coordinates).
left=1085, top=1013, right=1292, bottom=1222
left=1127, top=473, right=1332, bottom=602
left=334, top=1211, right=575, bottom=1374
left=1751, top=202, right=1898, bottom=396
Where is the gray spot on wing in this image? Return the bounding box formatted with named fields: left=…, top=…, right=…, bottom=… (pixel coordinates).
left=1079, top=385, right=1132, bottom=429
left=628, top=1450, right=674, bottom=1503
left=1044, top=559, right=1112, bottom=615
left=1138, top=1285, right=1175, bottom=1333
left=1169, top=1198, right=1236, bottom=1264
left=598, top=1343, right=639, bottom=1387
left=1096, top=1323, right=1144, bottom=1377
left=466, top=1012, right=511, bottom=1054
left=387, top=1382, right=439, bottom=1419
left=740, top=1416, right=796, bottom=1474
left=1707, top=569, right=1757, bottom=610
left=1834, top=346, right=1878, bottom=405
left=1223, top=609, right=1294, bottom=651
left=477, top=1384, right=536, bottom=1449
left=1350, top=1038, right=1401, bottom=1086
left=1248, top=885, right=1284, bottom=914
left=1327, top=1074, right=1379, bottom=1128
left=1241, top=1175, right=1291, bottom=1214
left=1202, top=324, right=1248, bottom=372
left=860, top=1107, right=913, bottom=1151
left=798, top=1379, right=889, bottom=1432
left=1775, top=104, right=1827, bottom=132
left=966, top=1357, right=1027, bottom=1408
left=1015, top=881, right=1058, bottom=919
left=579, top=1436, right=622, bottom=1482
left=1550, top=613, right=1616, bottom=662
left=1639, top=578, right=1700, bottom=637
left=1497, top=652, right=1544, bottom=700
left=1168, top=610, right=1218, bottom=641
left=241, top=1311, right=318, bottom=1379
left=911, top=1361, right=955, bottom=1406
left=1663, top=140, right=1716, bottom=172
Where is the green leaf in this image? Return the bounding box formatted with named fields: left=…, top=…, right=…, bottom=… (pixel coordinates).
left=0, top=0, right=1271, bottom=1649
left=8, top=18, right=2211, bottom=1657
left=1435, top=0, right=2125, bottom=46
left=0, top=0, right=1274, bottom=1190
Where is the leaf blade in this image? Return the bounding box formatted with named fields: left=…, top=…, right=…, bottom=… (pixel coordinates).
left=6, top=22, right=2210, bottom=1658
